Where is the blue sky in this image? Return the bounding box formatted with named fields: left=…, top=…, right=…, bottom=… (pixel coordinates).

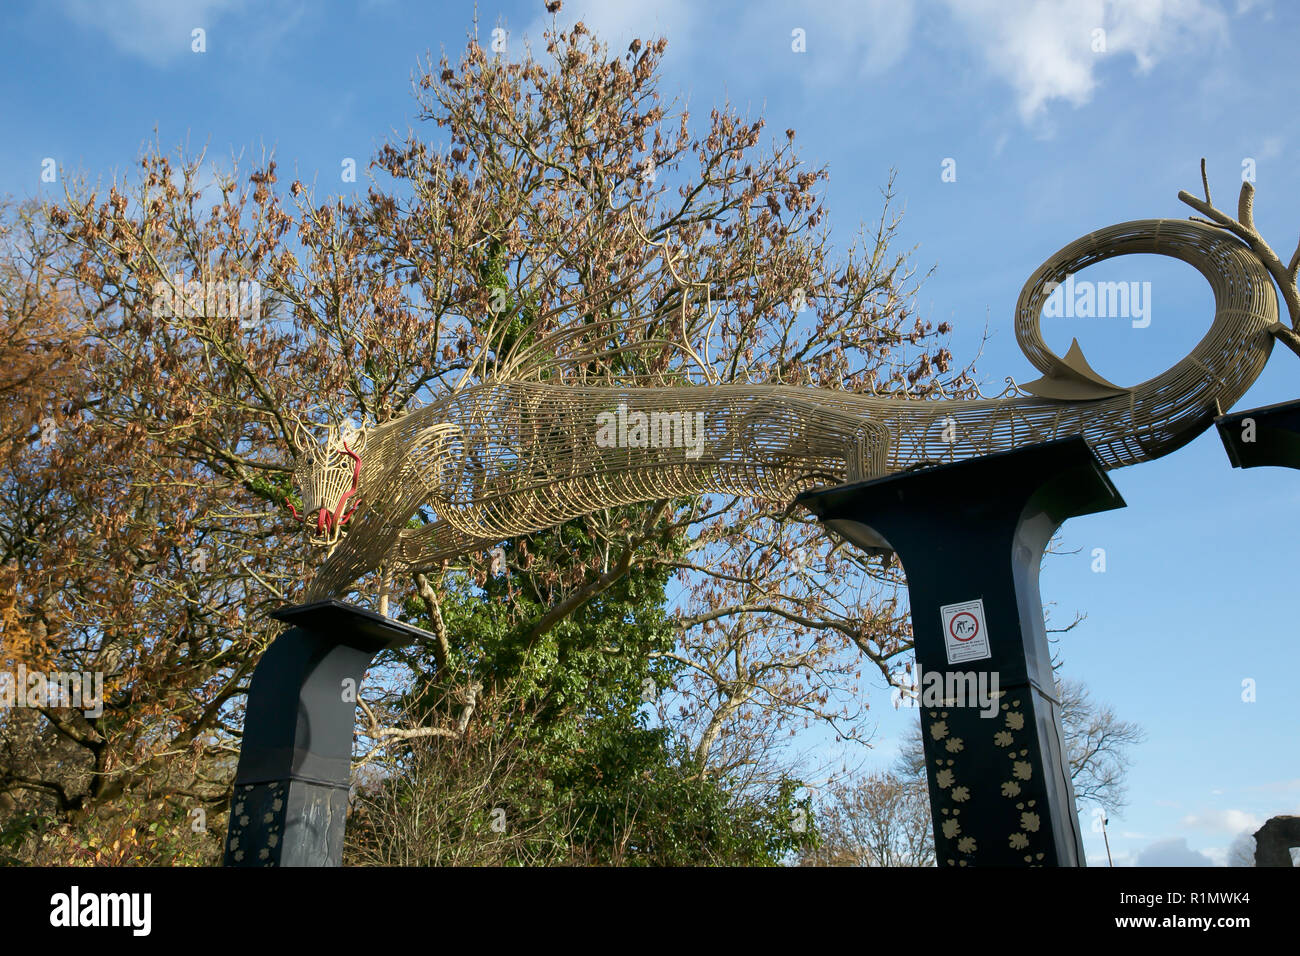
left=3, top=0, right=1297, bottom=866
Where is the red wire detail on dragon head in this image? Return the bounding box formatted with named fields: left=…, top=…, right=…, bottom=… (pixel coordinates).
left=287, top=419, right=366, bottom=546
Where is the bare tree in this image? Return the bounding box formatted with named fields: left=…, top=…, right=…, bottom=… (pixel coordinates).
left=799, top=771, right=934, bottom=867
left=1058, top=678, right=1145, bottom=811
left=1227, top=830, right=1256, bottom=868
left=9, top=10, right=961, bottom=858
left=345, top=695, right=578, bottom=866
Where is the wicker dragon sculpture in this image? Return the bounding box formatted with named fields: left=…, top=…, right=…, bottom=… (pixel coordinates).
left=293, top=214, right=1284, bottom=601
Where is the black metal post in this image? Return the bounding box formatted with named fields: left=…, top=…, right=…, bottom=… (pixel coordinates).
left=1216, top=400, right=1300, bottom=867
left=1217, top=398, right=1300, bottom=471
left=223, top=599, right=432, bottom=866
left=798, top=436, right=1125, bottom=866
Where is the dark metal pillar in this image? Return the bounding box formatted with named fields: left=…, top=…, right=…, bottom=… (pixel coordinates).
left=1217, top=398, right=1300, bottom=470
left=223, top=599, right=429, bottom=866
left=798, top=436, right=1125, bottom=866
left=1217, top=400, right=1300, bottom=866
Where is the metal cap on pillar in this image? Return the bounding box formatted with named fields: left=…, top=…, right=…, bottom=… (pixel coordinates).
left=224, top=600, right=435, bottom=867
left=1216, top=398, right=1300, bottom=470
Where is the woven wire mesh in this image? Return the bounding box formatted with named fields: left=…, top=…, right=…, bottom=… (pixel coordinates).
left=303, top=218, right=1278, bottom=598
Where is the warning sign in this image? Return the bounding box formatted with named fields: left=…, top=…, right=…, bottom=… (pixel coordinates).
left=941, top=598, right=991, bottom=664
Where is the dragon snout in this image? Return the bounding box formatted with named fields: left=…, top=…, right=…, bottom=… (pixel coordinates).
left=286, top=440, right=363, bottom=539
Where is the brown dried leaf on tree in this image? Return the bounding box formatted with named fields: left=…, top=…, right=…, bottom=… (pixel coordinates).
left=2, top=17, right=958, bottom=860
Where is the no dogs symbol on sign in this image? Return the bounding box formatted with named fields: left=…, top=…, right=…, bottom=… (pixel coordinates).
left=940, top=598, right=991, bottom=664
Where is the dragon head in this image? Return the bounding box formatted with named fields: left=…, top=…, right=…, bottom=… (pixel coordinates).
left=287, top=419, right=366, bottom=545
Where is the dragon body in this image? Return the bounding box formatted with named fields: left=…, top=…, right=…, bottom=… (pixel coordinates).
left=298, top=218, right=1278, bottom=599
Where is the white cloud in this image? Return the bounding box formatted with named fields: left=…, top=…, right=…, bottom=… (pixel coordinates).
left=1135, top=837, right=1214, bottom=866
left=54, top=0, right=251, bottom=67
left=1257, top=136, right=1284, bottom=162
left=522, top=0, right=917, bottom=85
left=1202, top=844, right=1229, bottom=866
left=505, top=1, right=1241, bottom=129
left=1234, top=0, right=1273, bottom=16
left=1180, top=809, right=1263, bottom=833
left=780, top=0, right=919, bottom=83
left=939, top=0, right=1229, bottom=123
